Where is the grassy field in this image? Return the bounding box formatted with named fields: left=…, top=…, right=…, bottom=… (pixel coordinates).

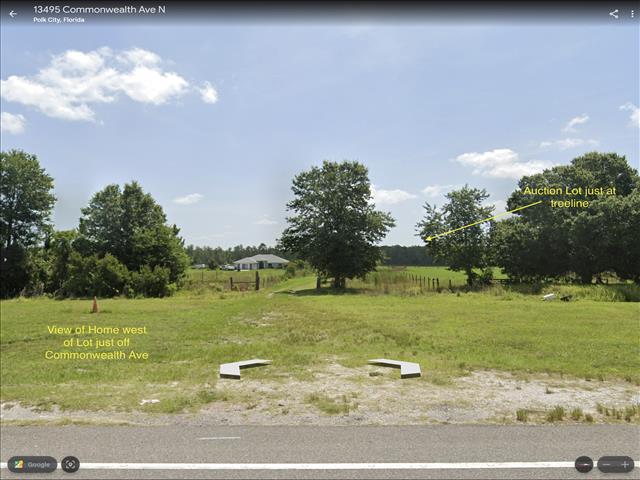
left=1, top=268, right=638, bottom=414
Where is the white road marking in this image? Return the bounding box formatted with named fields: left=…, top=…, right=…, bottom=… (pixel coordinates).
left=1, top=461, right=590, bottom=470
left=197, top=436, right=241, bottom=440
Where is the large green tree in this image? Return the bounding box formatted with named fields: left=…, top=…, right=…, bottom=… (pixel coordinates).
left=78, top=181, right=188, bottom=283
left=416, top=186, right=494, bottom=285
left=43, top=229, right=78, bottom=294
left=0, top=150, right=56, bottom=297
left=0, top=150, right=56, bottom=249
left=279, top=160, right=395, bottom=288
left=493, top=152, right=639, bottom=283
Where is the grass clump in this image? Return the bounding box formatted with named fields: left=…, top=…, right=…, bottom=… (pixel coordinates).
left=546, top=405, right=565, bottom=422
left=624, top=404, right=639, bottom=422
left=570, top=408, right=583, bottom=421
left=595, top=402, right=639, bottom=422
left=305, top=393, right=356, bottom=415
left=516, top=409, right=529, bottom=422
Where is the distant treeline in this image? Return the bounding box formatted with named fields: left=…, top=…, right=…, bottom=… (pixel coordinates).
left=185, top=244, right=440, bottom=267
left=185, top=244, right=289, bottom=267
left=380, top=245, right=443, bottom=266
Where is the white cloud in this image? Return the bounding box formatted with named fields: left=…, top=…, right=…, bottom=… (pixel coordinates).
left=118, top=66, right=188, bottom=104
left=0, top=112, right=26, bottom=134
left=620, top=103, right=640, bottom=128
left=454, top=148, right=552, bottom=179
left=371, top=185, right=417, bottom=205
left=482, top=198, right=514, bottom=220
left=485, top=198, right=507, bottom=212
left=254, top=215, right=278, bottom=225
left=539, top=138, right=598, bottom=150
left=173, top=193, right=203, bottom=205
left=1, top=47, right=194, bottom=122
left=421, top=184, right=459, bottom=198
left=116, top=47, right=161, bottom=66
left=199, top=81, right=218, bottom=104
left=562, top=114, right=589, bottom=132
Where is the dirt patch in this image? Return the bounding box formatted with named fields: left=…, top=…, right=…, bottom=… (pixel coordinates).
left=2, top=365, right=638, bottom=426
left=201, top=364, right=639, bottom=425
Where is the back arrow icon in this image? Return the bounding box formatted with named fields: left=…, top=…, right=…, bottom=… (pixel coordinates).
left=9, top=10, right=17, bottom=18
left=609, top=9, right=619, bottom=18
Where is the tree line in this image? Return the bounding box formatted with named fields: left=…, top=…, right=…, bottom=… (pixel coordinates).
left=279, top=154, right=639, bottom=287
left=417, top=153, right=639, bottom=285
left=2, top=149, right=638, bottom=298
left=185, top=244, right=288, bottom=268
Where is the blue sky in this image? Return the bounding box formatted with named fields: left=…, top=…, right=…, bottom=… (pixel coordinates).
left=1, top=20, right=638, bottom=246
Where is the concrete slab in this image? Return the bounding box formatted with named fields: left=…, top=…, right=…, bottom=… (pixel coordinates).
left=219, top=359, right=271, bottom=379
left=368, top=358, right=421, bottom=379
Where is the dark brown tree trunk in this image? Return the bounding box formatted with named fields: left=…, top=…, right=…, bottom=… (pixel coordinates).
left=466, top=268, right=473, bottom=286
left=333, top=276, right=346, bottom=289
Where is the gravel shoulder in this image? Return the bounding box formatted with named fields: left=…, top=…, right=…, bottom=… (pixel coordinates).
left=2, top=365, right=638, bottom=426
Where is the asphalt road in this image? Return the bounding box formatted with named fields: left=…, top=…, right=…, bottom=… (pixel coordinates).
left=1, top=425, right=638, bottom=479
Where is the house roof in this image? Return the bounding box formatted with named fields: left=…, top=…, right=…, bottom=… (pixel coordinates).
left=233, top=254, right=290, bottom=264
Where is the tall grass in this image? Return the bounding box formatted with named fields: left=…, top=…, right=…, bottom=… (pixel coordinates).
left=182, top=268, right=286, bottom=293
left=346, top=268, right=640, bottom=302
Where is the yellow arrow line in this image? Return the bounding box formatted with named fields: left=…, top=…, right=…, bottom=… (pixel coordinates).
left=425, top=200, right=542, bottom=241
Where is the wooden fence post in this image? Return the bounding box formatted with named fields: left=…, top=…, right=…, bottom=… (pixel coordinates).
left=256, top=271, right=260, bottom=291
left=316, top=277, right=321, bottom=289
left=449, top=279, right=452, bottom=290
left=230, top=277, right=233, bottom=290
left=437, top=278, right=440, bottom=290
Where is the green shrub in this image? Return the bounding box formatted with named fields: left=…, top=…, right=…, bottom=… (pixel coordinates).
left=478, top=267, right=494, bottom=285
left=63, top=252, right=129, bottom=298
left=130, top=265, right=173, bottom=297
left=284, top=263, right=297, bottom=278
left=554, top=284, right=640, bottom=302
left=94, top=254, right=130, bottom=297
